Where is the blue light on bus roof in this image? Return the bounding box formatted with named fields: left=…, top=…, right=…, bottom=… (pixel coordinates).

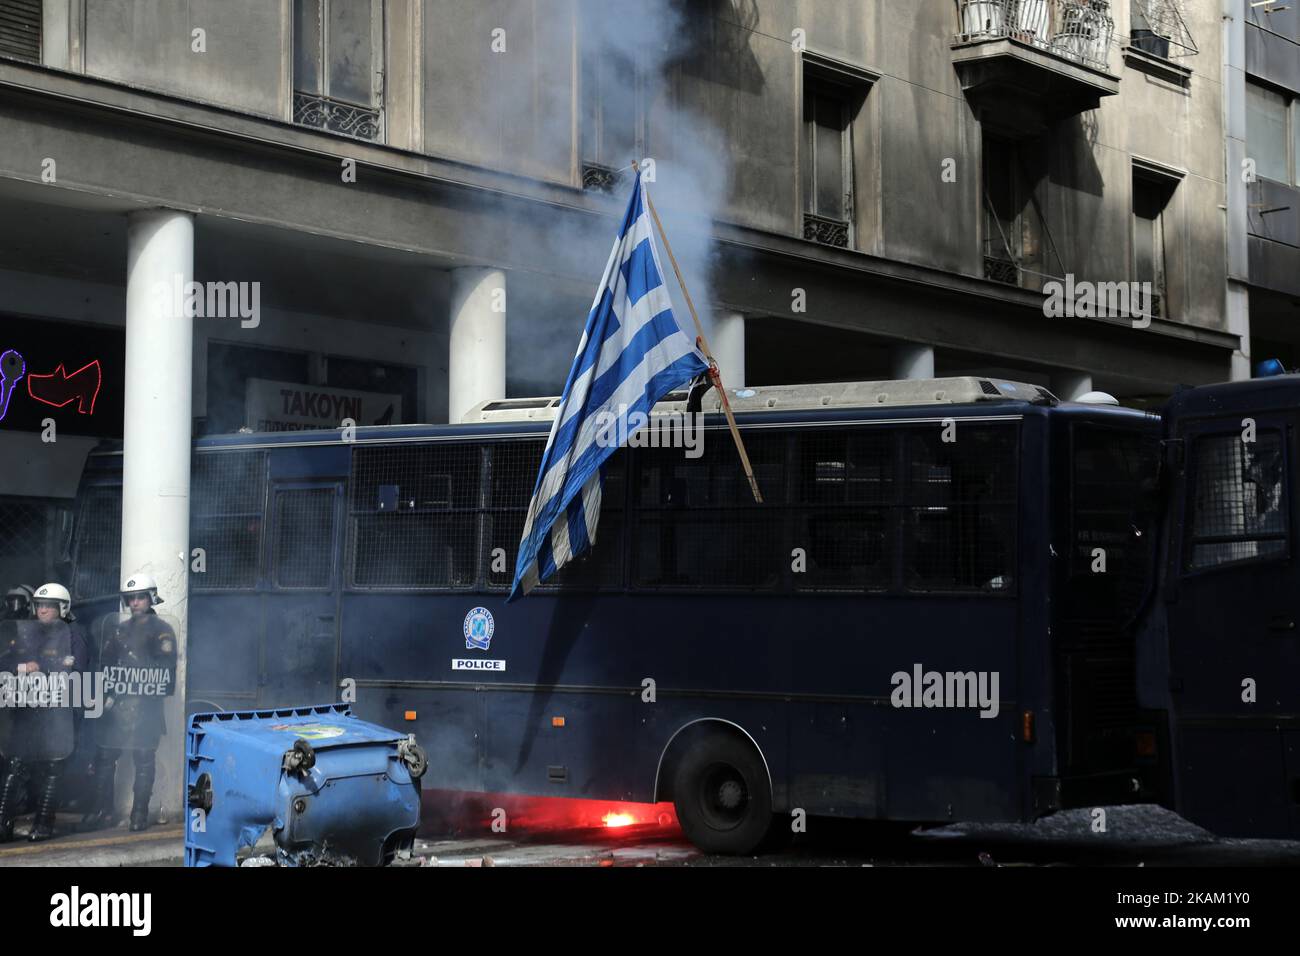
left=1255, top=358, right=1287, bottom=377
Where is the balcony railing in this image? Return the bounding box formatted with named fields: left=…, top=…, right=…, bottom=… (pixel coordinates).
left=955, top=0, right=1115, bottom=73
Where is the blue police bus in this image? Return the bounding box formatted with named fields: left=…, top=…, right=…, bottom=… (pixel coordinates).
left=64, top=374, right=1296, bottom=852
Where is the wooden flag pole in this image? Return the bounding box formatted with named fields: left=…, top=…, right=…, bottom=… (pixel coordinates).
left=636, top=166, right=763, bottom=504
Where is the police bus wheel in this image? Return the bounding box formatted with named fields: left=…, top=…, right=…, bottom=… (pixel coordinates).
left=672, top=732, right=772, bottom=855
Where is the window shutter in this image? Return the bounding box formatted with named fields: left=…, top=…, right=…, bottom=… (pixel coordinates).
left=0, top=0, right=41, bottom=63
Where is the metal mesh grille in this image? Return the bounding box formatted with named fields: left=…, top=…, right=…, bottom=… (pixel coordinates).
left=633, top=434, right=786, bottom=590
left=1188, top=431, right=1287, bottom=570
left=274, top=489, right=335, bottom=588
left=793, top=431, right=894, bottom=591
left=0, top=497, right=51, bottom=591
left=349, top=444, right=481, bottom=589
left=902, top=426, right=1018, bottom=592
left=482, top=442, right=628, bottom=591
left=191, top=451, right=266, bottom=590
left=1068, top=424, right=1159, bottom=625
left=73, top=487, right=122, bottom=600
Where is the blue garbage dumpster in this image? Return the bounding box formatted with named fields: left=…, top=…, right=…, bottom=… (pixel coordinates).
left=184, top=703, right=426, bottom=867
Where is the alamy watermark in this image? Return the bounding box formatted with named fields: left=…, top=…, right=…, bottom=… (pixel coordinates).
left=890, top=664, right=1000, bottom=719
left=593, top=405, right=703, bottom=458
left=1042, top=274, right=1153, bottom=328
left=152, top=273, right=260, bottom=328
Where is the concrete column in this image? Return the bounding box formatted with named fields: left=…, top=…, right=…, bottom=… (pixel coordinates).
left=1054, top=371, right=1093, bottom=401
left=711, top=311, right=745, bottom=388
left=891, top=343, right=934, bottom=380
left=448, top=267, right=506, bottom=424
left=122, top=209, right=194, bottom=821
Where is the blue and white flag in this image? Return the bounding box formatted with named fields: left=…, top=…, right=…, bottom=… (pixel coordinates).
left=508, top=175, right=709, bottom=600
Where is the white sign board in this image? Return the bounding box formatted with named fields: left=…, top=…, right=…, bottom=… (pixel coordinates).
left=245, top=378, right=403, bottom=432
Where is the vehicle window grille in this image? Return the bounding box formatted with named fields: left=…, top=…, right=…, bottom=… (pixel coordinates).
left=483, top=442, right=627, bottom=592
left=274, top=488, right=335, bottom=588
left=349, top=444, right=481, bottom=589
left=632, top=434, right=786, bottom=590
left=792, top=430, right=895, bottom=591
left=902, top=426, right=1018, bottom=593
left=191, top=451, right=266, bottom=591
left=1068, top=425, right=1159, bottom=622
left=73, top=487, right=122, bottom=601
left=1187, top=431, right=1287, bottom=570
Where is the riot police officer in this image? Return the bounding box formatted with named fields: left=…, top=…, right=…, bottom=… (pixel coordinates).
left=2, top=585, right=33, bottom=620
left=0, top=583, right=88, bottom=842
left=81, top=573, right=177, bottom=833
left=0, top=585, right=34, bottom=797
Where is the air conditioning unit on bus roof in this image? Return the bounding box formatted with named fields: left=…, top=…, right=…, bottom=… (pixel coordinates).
left=462, top=377, right=1057, bottom=424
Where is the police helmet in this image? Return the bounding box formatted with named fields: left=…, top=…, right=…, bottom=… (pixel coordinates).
left=33, top=582, right=72, bottom=619
left=4, top=584, right=33, bottom=618
left=121, top=572, right=164, bottom=607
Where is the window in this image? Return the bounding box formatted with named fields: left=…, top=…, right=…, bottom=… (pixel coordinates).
left=293, top=0, right=383, bottom=140
left=349, top=444, right=479, bottom=589
left=982, top=133, right=1055, bottom=288
left=1186, top=431, right=1288, bottom=571
left=73, top=487, right=121, bottom=601
left=191, top=452, right=266, bottom=591
left=274, top=489, right=335, bottom=589
left=901, top=426, right=1018, bottom=593
left=1069, top=424, right=1160, bottom=620
left=1132, top=171, right=1176, bottom=319
left=802, top=85, right=853, bottom=247
left=1245, top=81, right=1292, bottom=186
left=483, top=442, right=626, bottom=592
left=633, top=434, right=786, bottom=590
left=580, top=38, right=642, bottom=191
left=791, top=431, right=895, bottom=591
left=0, top=0, right=40, bottom=63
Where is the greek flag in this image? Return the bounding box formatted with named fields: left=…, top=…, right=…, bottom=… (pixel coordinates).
left=508, top=175, right=709, bottom=600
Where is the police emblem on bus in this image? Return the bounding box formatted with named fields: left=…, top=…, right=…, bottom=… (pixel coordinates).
left=463, top=607, right=495, bottom=650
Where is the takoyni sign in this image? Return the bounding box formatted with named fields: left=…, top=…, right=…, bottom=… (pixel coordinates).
left=245, top=378, right=403, bottom=432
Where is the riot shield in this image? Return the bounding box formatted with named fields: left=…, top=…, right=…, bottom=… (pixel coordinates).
left=96, top=610, right=179, bottom=750
left=0, top=620, right=77, bottom=761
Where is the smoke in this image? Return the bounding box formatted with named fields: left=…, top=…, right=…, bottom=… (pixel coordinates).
left=506, top=0, right=733, bottom=397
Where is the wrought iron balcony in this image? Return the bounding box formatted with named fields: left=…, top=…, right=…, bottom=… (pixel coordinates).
left=952, top=0, right=1119, bottom=133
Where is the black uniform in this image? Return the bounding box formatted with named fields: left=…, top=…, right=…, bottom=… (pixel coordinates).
left=84, top=609, right=176, bottom=831
left=0, top=618, right=89, bottom=842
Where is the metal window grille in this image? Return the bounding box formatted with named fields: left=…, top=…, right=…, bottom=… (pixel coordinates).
left=274, top=488, right=336, bottom=588
left=792, top=431, right=895, bottom=591
left=902, top=427, right=1018, bottom=593
left=0, top=496, right=52, bottom=590
left=0, top=0, right=41, bottom=63
left=632, top=434, right=787, bottom=590
left=349, top=444, right=481, bottom=589
left=1068, top=424, right=1159, bottom=622
left=191, top=451, right=266, bottom=591
left=72, top=487, right=122, bottom=601
left=1188, top=432, right=1287, bottom=570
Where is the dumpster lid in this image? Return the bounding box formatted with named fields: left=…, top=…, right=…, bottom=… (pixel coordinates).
left=188, top=703, right=405, bottom=752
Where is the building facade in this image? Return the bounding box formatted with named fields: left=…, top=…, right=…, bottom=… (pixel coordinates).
left=0, top=1, right=1249, bottom=809
left=1226, top=0, right=1300, bottom=373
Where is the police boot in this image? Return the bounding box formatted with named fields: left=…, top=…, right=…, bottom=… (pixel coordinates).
left=27, top=764, right=61, bottom=842
left=80, top=751, right=119, bottom=832
left=129, top=751, right=155, bottom=832
left=0, top=763, right=23, bottom=843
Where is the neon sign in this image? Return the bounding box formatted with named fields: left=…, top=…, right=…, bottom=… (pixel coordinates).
left=0, top=350, right=24, bottom=422
left=28, top=360, right=103, bottom=415
left=0, top=349, right=103, bottom=422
